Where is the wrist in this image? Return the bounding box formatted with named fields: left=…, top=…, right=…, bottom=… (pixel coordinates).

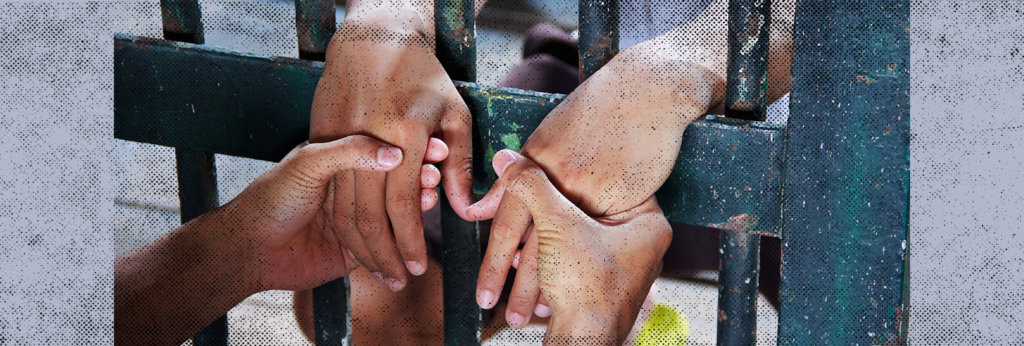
left=203, top=201, right=264, bottom=295
left=610, top=40, right=725, bottom=116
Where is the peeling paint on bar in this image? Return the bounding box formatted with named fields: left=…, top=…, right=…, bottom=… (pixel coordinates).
left=725, top=0, right=772, bottom=121
left=578, top=0, right=619, bottom=80
left=293, top=0, right=336, bottom=61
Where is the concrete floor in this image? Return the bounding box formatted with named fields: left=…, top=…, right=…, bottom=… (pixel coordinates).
left=114, top=0, right=777, bottom=344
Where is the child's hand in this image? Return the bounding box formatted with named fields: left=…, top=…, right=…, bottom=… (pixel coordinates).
left=479, top=150, right=671, bottom=343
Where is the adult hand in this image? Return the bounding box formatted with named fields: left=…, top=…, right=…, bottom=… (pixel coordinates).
left=309, top=8, right=475, bottom=291
left=469, top=43, right=720, bottom=325
left=229, top=136, right=446, bottom=291
left=491, top=150, right=671, bottom=344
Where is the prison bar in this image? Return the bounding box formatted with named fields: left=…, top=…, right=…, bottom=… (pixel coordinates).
left=433, top=1, right=483, bottom=344
left=779, top=0, right=910, bottom=343
left=293, top=1, right=354, bottom=344
left=578, top=0, right=619, bottom=81
left=156, top=1, right=230, bottom=345
left=716, top=0, right=772, bottom=344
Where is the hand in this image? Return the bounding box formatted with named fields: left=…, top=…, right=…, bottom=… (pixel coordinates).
left=225, top=136, right=445, bottom=291
left=491, top=150, right=671, bottom=344
left=468, top=44, right=719, bottom=324
left=309, top=11, right=475, bottom=291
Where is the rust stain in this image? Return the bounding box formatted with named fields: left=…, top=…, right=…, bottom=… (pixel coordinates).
left=856, top=74, right=877, bottom=84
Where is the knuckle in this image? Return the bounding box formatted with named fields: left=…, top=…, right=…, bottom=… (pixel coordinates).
left=489, top=221, right=523, bottom=244
left=387, top=194, right=421, bottom=215
left=508, top=292, right=536, bottom=307
left=355, top=215, right=385, bottom=238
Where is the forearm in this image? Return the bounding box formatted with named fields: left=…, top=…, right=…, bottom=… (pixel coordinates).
left=114, top=204, right=259, bottom=345
left=624, top=0, right=794, bottom=114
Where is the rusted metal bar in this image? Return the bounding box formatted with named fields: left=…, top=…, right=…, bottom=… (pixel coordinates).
left=724, top=0, right=772, bottom=121
left=577, top=0, right=619, bottom=80
left=715, top=216, right=761, bottom=346
left=434, top=1, right=481, bottom=345
left=159, top=0, right=204, bottom=44
left=717, top=0, right=772, bottom=344
left=158, top=1, right=226, bottom=344
left=293, top=0, right=336, bottom=61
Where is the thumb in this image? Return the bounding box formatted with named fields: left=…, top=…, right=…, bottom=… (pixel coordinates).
left=494, top=150, right=588, bottom=232
left=288, top=135, right=403, bottom=183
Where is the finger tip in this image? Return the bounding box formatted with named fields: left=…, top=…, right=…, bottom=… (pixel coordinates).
left=405, top=261, right=426, bottom=276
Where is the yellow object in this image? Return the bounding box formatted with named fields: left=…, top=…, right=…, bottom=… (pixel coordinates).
left=635, top=304, right=690, bottom=346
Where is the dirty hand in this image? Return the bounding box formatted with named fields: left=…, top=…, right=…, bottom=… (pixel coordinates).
left=228, top=136, right=444, bottom=291
left=309, top=7, right=474, bottom=292
left=490, top=150, right=671, bottom=344
left=467, top=42, right=720, bottom=325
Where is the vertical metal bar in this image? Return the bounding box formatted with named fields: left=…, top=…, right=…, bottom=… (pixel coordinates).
left=158, top=1, right=227, bottom=344
left=174, top=149, right=227, bottom=346
left=160, top=0, right=205, bottom=44
left=724, top=0, right=772, bottom=121
left=435, top=0, right=477, bottom=82
left=718, top=1, right=771, bottom=344
left=577, top=0, right=619, bottom=81
left=313, top=278, right=351, bottom=346
left=435, top=1, right=480, bottom=345
left=297, top=1, right=351, bottom=344
left=717, top=232, right=760, bottom=345
left=294, top=0, right=336, bottom=61
left=778, top=0, right=910, bottom=344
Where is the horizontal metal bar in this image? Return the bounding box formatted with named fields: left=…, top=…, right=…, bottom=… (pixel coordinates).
left=113, top=34, right=783, bottom=234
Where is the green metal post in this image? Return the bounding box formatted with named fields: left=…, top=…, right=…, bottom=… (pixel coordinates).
left=157, top=1, right=228, bottom=345
left=578, top=0, right=619, bottom=81
left=294, top=0, right=336, bottom=61
left=779, top=0, right=910, bottom=344
left=435, top=0, right=481, bottom=345
left=718, top=0, right=772, bottom=344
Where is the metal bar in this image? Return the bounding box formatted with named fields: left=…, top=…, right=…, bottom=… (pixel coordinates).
left=293, top=0, right=336, bottom=61
left=112, top=34, right=785, bottom=235
left=717, top=230, right=760, bottom=345
left=778, top=0, right=910, bottom=344
left=174, top=148, right=226, bottom=346
left=435, top=0, right=477, bottom=81
left=159, top=0, right=204, bottom=44
left=157, top=1, right=227, bottom=344
left=724, top=0, right=772, bottom=121
left=717, top=0, right=772, bottom=343
left=577, top=0, right=619, bottom=80
left=312, top=278, right=351, bottom=346
left=297, top=1, right=349, bottom=344
left=435, top=1, right=481, bottom=344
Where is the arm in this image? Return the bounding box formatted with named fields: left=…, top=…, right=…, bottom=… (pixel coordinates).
left=114, top=136, right=447, bottom=345
left=468, top=0, right=794, bottom=327
left=308, top=0, right=489, bottom=291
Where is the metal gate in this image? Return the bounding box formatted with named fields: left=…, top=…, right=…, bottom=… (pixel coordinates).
left=114, top=0, right=910, bottom=344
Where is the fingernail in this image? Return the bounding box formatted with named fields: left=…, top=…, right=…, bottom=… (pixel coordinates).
left=385, top=277, right=405, bottom=292
left=377, top=146, right=402, bottom=167
left=477, top=289, right=495, bottom=309
left=371, top=272, right=384, bottom=283
left=406, top=261, right=425, bottom=276
left=512, top=252, right=520, bottom=269
left=507, top=312, right=525, bottom=328
left=534, top=304, right=551, bottom=318
left=493, top=150, right=517, bottom=176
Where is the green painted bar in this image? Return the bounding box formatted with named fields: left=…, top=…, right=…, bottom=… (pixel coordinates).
left=113, top=34, right=784, bottom=235
left=293, top=0, right=335, bottom=61
left=778, top=0, right=910, bottom=344
left=156, top=0, right=226, bottom=343
left=434, top=1, right=482, bottom=344
left=718, top=0, right=774, bottom=343
left=578, top=0, right=619, bottom=80
left=160, top=0, right=204, bottom=44
left=312, top=278, right=350, bottom=346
